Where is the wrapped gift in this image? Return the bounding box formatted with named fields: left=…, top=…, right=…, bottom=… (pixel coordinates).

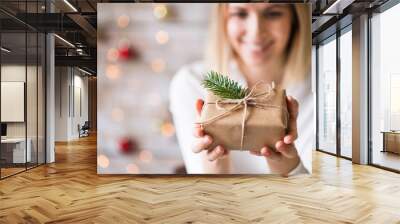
left=197, top=71, right=289, bottom=151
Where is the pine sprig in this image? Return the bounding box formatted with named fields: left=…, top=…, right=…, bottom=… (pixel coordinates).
left=202, top=71, right=248, bottom=99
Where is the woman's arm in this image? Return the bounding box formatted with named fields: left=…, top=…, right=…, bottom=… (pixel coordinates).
left=250, top=96, right=304, bottom=175
left=193, top=99, right=231, bottom=173
left=169, top=68, right=231, bottom=174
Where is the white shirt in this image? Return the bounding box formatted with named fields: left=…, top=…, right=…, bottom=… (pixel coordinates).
left=169, top=61, right=314, bottom=175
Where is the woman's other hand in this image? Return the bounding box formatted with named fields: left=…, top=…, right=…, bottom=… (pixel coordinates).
left=193, top=99, right=229, bottom=162
left=249, top=96, right=300, bottom=176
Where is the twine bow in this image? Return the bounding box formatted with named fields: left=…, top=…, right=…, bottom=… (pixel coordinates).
left=197, top=81, right=288, bottom=150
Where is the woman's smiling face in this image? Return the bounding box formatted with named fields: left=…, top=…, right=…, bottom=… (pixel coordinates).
left=226, top=3, right=293, bottom=66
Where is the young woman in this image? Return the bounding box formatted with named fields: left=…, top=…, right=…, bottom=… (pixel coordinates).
left=169, top=3, right=312, bottom=175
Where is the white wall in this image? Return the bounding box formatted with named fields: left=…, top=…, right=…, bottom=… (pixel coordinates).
left=55, top=67, right=89, bottom=141
left=1, top=66, right=26, bottom=134
left=1, top=82, right=25, bottom=122
left=1, top=64, right=46, bottom=164
left=1, top=65, right=39, bottom=138
left=55, top=66, right=69, bottom=141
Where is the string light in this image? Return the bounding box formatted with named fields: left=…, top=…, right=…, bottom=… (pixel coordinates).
left=98, top=155, right=110, bottom=168
left=117, top=15, right=130, bottom=28
left=155, top=30, right=169, bottom=45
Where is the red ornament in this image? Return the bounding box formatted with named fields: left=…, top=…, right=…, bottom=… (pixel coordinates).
left=118, top=137, right=137, bottom=154
left=118, top=46, right=137, bottom=61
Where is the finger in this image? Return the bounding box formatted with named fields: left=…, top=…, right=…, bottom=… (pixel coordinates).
left=286, top=96, right=298, bottom=141
left=222, top=148, right=230, bottom=156
left=195, top=99, right=204, bottom=118
left=193, top=124, right=204, bottom=137
left=286, top=124, right=298, bottom=143
left=286, top=96, right=299, bottom=119
left=275, top=141, right=297, bottom=159
left=220, top=149, right=230, bottom=159
left=260, top=146, right=281, bottom=161
left=220, top=150, right=229, bottom=159
left=192, top=135, right=213, bottom=153
left=250, top=150, right=262, bottom=156
left=207, top=146, right=225, bottom=161
left=284, top=134, right=296, bottom=145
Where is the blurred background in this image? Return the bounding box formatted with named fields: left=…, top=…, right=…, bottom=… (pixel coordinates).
left=97, top=3, right=213, bottom=174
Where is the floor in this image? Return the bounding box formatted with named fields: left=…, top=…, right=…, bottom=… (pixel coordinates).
left=372, top=150, right=400, bottom=171
left=0, top=135, right=400, bottom=223
left=0, top=167, right=25, bottom=177
left=1, top=163, right=42, bottom=178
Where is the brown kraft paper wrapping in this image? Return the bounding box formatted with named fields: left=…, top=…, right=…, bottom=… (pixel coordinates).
left=198, top=87, right=289, bottom=151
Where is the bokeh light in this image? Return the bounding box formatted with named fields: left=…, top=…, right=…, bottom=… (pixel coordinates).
left=98, top=155, right=110, bottom=168
left=153, top=4, right=168, bottom=19
left=107, top=48, right=119, bottom=62
left=150, top=58, right=166, bottom=73
left=155, top=30, right=169, bottom=45
left=106, top=64, right=120, bottom=80
left=160, top=122, right=175, bottom=137
left=117, top=15, right=130, bottom=28
left=139, top=150, right=153, bottom=163
left=126, top=163, right=139, bottom=174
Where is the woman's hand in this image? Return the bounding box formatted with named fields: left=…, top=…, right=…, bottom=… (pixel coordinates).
left=192, top=99, right=229, bottom=162
left=249, top=96, right=301, bottom=176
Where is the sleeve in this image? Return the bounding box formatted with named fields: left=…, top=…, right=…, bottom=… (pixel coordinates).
left=291, top=93, right=314, bottom=175
left=288, top=160, right=307, bottom=176
left=169, top=66, right=207, bottom=174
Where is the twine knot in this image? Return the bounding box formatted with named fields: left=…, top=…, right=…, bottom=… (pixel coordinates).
left=197, top=81, right=288, bottom=150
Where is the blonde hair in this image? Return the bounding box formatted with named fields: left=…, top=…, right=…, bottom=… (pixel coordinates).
left=205, top=3, right=311, bottom=87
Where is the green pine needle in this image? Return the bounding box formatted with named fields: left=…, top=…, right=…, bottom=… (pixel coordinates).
left=202, top=71, right=248, bottom=99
